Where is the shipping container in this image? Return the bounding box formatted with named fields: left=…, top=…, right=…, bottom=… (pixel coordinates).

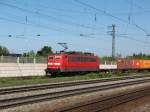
left=117, top=59, right=140, bottom=69
left=139, top=60, right=150, bottom=69
left=117, top=59, right=132, bottom=69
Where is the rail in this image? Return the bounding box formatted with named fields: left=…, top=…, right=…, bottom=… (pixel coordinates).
left=0, top=76, right=150, bottom=109
left=0, top=75, right=150, bottom=95
left=60, top=87, right=150, bottom=112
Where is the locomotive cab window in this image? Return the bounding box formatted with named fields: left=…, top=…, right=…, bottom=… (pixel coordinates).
left=48, top=56, right=53, bottom=60
left=55, top=56, right=61, bottom=60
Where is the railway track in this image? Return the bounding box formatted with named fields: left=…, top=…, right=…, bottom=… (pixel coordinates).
left=60, top=87, right=150, bottom=112
left=0, top=77, right=150, bottom=110
left=0, top=75, right=150, bottom=95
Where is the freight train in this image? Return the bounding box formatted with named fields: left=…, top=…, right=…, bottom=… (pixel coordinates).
left=45, top=52, right=150, bottom=75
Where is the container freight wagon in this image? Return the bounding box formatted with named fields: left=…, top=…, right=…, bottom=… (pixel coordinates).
left=117, top=59, right=150, bottom=71
left=117, top=59, right=140, bottom=70
left=139, top=60, right=150, bottom=70
left=45, top=52, right=100, bottom=75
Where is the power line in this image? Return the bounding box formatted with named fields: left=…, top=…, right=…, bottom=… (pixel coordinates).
left=18, top=0, right=94, bottom=14
left=124, top=0, right=146, bottom=11
left=0, top=16, right=71, bottom=34
left=0, top=34, right=51, bottom=44
left=39, top=6, right=94, bottom=15
left=0, top=1, right=101, bottom=30
left=46, top=1, right=150, bottom=15
left=31, top=2, right=105, bottom=28
left=1, top=13, right=149, bottom=50
left=0, top=10, right=89, bottom=36
left=0, top=14, right=106, bottom=42
left=128, top=0, right=133, bottom=24
left=13, top=0, right=103, bottom=27
left=118, top=35, right=150, bottom=46
left=44, top=1, right=150, bottom=16
left=123, top=0, right=132, bottom=40
left=74, top=0, right=149, bottom=35
left=0, top=15, right=106, bottom=45
left=102, top=11, right=150, bottom=15
left=1, top=1, right=149, bottom=46
left=0, top=15, right=93, bottom=45
left=0, top=8, right=97, bottom=36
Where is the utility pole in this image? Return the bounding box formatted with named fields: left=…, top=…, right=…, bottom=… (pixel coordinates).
left=108, top=24, right=116, bottom=59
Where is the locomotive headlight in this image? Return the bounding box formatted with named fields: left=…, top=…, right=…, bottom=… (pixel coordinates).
left=54, top=63, right=61, bottom=65
left=48, top=62, right=61, bottom=66
left=48, top=62, right=53, bottom=65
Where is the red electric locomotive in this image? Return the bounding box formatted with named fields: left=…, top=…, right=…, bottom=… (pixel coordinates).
left=45, top=52, right=100, bottom=75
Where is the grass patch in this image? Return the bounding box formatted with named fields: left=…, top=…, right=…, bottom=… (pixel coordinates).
left=0, top=72, right=149, bottom=87
left=0, top=76, right=51, bottom=87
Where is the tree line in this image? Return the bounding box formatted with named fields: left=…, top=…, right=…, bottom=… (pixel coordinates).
left=0, top=46, right=9, bottom=56
left=0, top=45, right=149, bottom=59
left=126, top=53, right=150, bottom=60
left=101, top=53, right=150, bottom=62
left=0, top=45, right=53, bottom=57
left=23, top=46, right=53, bottom=57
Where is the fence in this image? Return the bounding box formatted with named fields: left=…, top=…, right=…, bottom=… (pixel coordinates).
left=0, top=56, right=116, bottom=64
left=0, top=56, right=47, bottom=63
left=0, top=56, right=117, bottom=77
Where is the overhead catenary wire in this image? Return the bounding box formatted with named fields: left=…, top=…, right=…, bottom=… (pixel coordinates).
left=124, top=0, right=146, bottom=11
left=118, top=35, right=150, bottom=46
left=0, top=1, right=103, bottom=31
left=0, top=1, right=108, bottom=41
left=50, top=1, right=150, bottom=16
left=0, top=15, right=85, bottom=43
left=0, top=9, right=97, bottom=36
left=123, top=0, right=133, bottom=39
left=1, top=11, right=149, bottom=50
left=118, top=36, right=150, bottom=51
left=0, top=16, right=110, bottom=50
left=0, top=34, right=49, bottom=43
left=13, top=0, right=102, bottom=29
left=0, top=0, right=149, bottom=54
left=1, top=0, right=149, bottom=36
left=0, top=15, right=111, bottom=45
left=16, top=0, right=95, bottom=14
left=29, top=1, right=107, bottom=28
left=0, top=16, right=72, bottom=34
left=74, top=0, right=149, bottom=35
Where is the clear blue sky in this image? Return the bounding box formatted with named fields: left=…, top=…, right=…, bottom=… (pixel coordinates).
left=0, top=0, right=150, bottom=56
